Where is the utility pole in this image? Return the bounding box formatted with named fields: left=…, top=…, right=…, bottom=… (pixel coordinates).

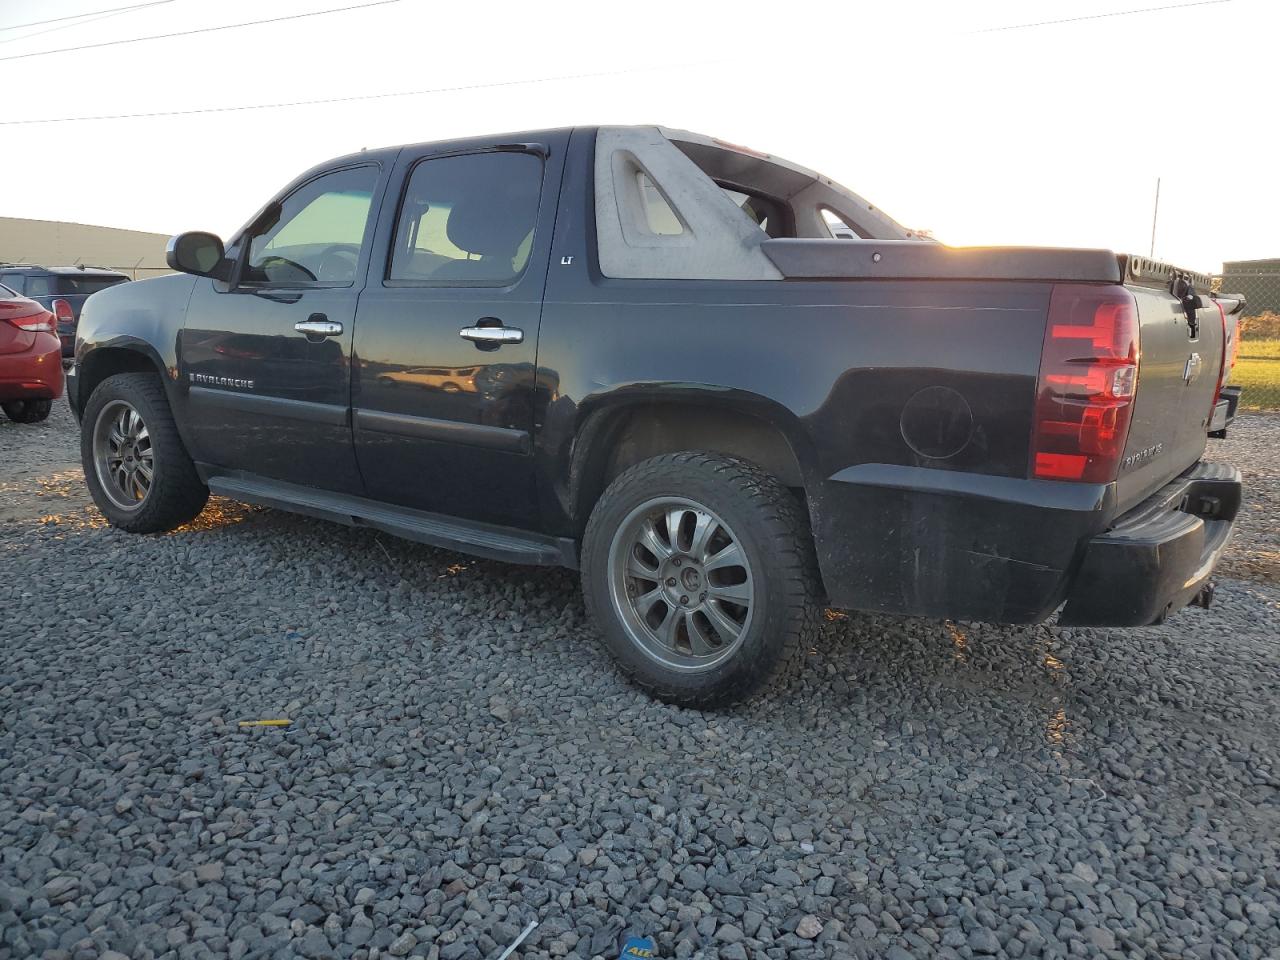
left=1149, top=176, right=1161, bottom=258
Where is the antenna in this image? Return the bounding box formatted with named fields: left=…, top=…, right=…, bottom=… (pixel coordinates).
left=1148, top=176, right=1160, bottom=259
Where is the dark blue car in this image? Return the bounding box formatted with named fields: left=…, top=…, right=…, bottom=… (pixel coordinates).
left=0, top=264, right=130, bottom=358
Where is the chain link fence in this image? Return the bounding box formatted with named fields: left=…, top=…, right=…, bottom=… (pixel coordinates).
left=1214, top=264, right=1280, bottom=411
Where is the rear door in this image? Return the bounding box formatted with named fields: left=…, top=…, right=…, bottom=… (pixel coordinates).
left=351, top=139, right=565, bottom=528
left=179, top=162, right=387, bottom=493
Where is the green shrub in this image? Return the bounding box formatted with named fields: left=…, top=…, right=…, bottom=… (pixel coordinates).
left=1241, top=311, right=1280, bottom=340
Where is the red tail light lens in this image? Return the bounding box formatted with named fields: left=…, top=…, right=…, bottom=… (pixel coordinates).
left=3, top=309, right=56, bottom=334
left=1210, top=300, right=1228, bottom=414
left=1031, top=285, right=1139, bottom=483
left=51, top=299, right=74, bottom=326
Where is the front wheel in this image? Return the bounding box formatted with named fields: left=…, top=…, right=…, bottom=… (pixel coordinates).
left=2, top=399, right=53, bottom=423
left=581, top=452, right=819, bottom=707
left=81, top=373, right=208, bottom=532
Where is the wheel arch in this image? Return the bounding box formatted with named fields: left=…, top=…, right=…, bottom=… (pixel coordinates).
left=567, top=390, right=817, bottom=534
left=77, top=340, right=170, bottom=413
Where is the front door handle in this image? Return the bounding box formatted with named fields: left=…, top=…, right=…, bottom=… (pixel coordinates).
left=459, top=325, right=523, bottom=345
left=295, top=317, right=343, bottom=338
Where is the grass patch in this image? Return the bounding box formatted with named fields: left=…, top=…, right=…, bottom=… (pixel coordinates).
left=1233, top=354, right=1280, bottom=410
left=1238, top=338, right=1280, bottom=361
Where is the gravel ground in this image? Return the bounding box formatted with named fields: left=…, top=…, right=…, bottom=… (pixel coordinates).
left=1206, top=413, right=1280, bottom=583
left=2, top=403, right=1279, bottom=960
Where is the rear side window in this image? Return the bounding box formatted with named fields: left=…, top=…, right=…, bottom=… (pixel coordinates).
left=389, top=152, right=543, bottom=286
left=53, top=276, right=128, bottom=295
left=637, top=172, right=683, bottom=236
left=25, top=276, right=52, bottom=298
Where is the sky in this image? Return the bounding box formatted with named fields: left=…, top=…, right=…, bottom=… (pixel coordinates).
left=1, top=0, right=1275, bottom=273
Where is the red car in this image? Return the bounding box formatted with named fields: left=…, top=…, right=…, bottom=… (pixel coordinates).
left=0, top=282, right=63, bottom=423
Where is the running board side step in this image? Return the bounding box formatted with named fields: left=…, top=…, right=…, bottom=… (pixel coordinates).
left=206, top=473, right=577, bottom=568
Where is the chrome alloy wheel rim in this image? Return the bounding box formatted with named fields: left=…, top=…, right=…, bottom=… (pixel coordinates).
left=93, top=400, right=153, bottom=510
left=607, top=497, right=755, bottom=672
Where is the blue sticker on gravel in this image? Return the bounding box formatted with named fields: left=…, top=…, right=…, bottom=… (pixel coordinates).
left=619, top=936, right=655, bottom=958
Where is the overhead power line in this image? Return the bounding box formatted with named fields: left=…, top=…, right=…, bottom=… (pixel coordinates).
left=0, top=61, right=715, bottom=126
left=0, top=0, right=402, bottom=63
left=0, top=0, right=172, bottom=32
left=0, top=3, right=169, bottom=47
left=972, top=0, right=1231, bottom=33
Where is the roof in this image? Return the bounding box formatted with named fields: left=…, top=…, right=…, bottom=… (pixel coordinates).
left=1221, top=258, right=1280, bottom=271
left=0, top=263, right=129, bottom=276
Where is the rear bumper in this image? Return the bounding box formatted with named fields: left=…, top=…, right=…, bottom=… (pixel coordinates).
left=1208, top=385, right=1242, bottom=437
left=0, top=337, right=64, bottom=401
left=813, top=464, right=1114, bottom=623
left=813, top=459, right=1240, bottom=626
left=1058, top=461, right=1240, bottom=625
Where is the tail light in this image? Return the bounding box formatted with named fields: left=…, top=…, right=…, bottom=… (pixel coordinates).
left=1030, top=285, right=1139, bottom=483
left=51, top=299, right=74, bottom=328
left=2, top=308, right=56, bottom=334
left=1209, top=300, right=1228, bottom=414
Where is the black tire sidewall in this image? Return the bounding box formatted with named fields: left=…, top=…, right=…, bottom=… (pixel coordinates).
left=2, top=399, right=52, bottom=423
left=582, top=453, right=810, bottom=706
left=80, top=373, right=207, bottom=532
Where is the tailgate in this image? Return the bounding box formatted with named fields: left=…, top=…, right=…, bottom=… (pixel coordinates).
left=1116, top=261, right=1223, bottom=511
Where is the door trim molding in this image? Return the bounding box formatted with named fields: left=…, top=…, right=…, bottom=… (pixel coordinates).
left=354, top=407, right=529, bottom=454
left=189, top=385, right=349, bottom=426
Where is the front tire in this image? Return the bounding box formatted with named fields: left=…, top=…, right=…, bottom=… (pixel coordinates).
left=2, top=399, right=53, bottom=423
left=581, top=452, right=819, bottom=707
left=81, top=373, right=208, bottom=532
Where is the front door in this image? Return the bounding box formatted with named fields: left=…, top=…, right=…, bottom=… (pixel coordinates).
left=352, top=142, right=564, bottom=528
left=179, top=163, right=383, bottom=493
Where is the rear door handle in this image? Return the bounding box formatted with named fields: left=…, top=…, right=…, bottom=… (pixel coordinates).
left=295, top=317, right=343, bottom=338
left=459, top=325, right=523, bottom=344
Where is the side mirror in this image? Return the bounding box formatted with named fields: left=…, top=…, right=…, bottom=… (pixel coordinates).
left=166, top=231, right=229, bottom=280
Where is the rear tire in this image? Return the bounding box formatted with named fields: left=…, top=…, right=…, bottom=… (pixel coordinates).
left=2, top=399, right=53, bottom=423
left=581, top=452, right=819, bottom=708
left=81, top=373, right=208, bottom=532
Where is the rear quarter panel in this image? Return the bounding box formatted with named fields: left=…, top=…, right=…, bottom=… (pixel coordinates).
left=535, top=272, right=1052, bottom=528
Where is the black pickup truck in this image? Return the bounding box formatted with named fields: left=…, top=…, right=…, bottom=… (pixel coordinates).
left=69, top=126, right=1244, bottom=706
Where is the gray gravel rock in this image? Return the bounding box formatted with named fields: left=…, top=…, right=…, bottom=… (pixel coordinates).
left=1208, top=412, right=1280, bottom=582
left=1, top=402, right=1278, bottom=960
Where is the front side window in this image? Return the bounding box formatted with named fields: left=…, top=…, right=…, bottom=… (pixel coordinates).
left=389, top=152, right=542, bottom=286
left=0, top=274, right=23, bottom=294
left=243, top=165, right=378, bottom=285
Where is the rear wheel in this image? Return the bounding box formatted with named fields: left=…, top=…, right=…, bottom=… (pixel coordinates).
left=581, top=452, right=819, bottom=707
left=2, top=399, right=53, bottom=423
left=81, top=373, right=208, bottom=532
